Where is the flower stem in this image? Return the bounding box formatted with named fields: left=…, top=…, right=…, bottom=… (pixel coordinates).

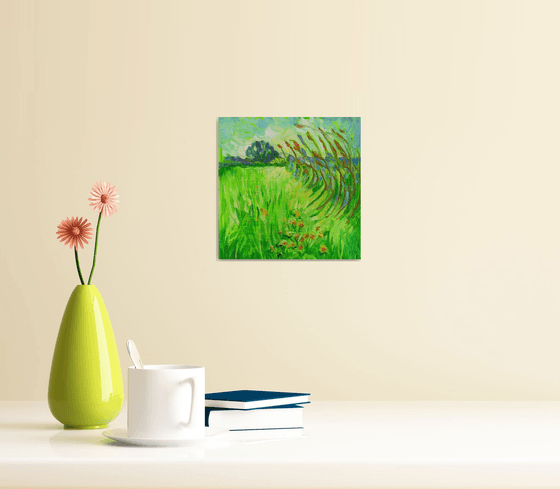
left=87, top=212, right=102, bottom=285
left=74, top=247, right=85, bottom=285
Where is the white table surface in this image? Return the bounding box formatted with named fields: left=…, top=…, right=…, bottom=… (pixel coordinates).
left=1, top=401, right=560, bottom=488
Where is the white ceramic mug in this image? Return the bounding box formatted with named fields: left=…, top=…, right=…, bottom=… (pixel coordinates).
left=128, top=365, right=205, bottom=439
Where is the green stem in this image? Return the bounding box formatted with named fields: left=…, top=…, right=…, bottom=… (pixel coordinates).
left=74, top=247, right=85, bottom=285
left=87, top=212, right=102, bottom=285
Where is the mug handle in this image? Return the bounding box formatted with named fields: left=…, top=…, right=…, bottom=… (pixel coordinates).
left=179, top=377, right=197, bottom=428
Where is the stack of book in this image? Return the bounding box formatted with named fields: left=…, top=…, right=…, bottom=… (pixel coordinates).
left=205, top=390, right=310, bottom=438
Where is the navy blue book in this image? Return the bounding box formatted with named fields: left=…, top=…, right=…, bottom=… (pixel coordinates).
left=205, top=390, right=310, bottom=409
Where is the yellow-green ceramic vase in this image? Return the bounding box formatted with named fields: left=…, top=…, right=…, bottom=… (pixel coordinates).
left=48, top=285, right=123, bottom=429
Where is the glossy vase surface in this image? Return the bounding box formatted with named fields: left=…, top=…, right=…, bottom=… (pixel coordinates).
left=48, top=285, right=123, bottom=429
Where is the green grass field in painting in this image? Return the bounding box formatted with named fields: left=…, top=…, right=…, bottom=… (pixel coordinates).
left=219, top=117, right=360, bottom=260
left=219, top=166, right=360, bottom=259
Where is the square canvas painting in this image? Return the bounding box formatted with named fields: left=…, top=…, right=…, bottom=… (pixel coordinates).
left=218, top=117, right=360, bottom=259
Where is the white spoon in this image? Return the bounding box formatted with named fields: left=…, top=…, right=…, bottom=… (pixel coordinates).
left=126, top=340, right=144, bottom=369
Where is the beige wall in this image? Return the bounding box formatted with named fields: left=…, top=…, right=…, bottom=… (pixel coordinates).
left=1, top=0, right=559, bottom=401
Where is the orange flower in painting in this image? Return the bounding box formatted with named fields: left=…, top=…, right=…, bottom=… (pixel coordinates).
left=318, top=232, right=324, bottom=238
left=278, top=240, right=287, bottom=246
left=56, top=217, right=93, bottom=249
left=294, top=234, right=300, bottom=239
left=296, top=124, right=304, bottom=128
left=278, top=230, right=283, bottom=236
left=287, top=242, right=295, bottom=248
left=316, top=226, right=320, bottom=231
left=295, top=210, right=300, bottom=218
left=310, top=233, right=316, bottom=239
left=299, top=237, right=305, bottom=242
left=260, top=208, right=268, bottom=216
left=320, top=245, right=328, bottom=253
left=304, top=234, right=309, bottom=239
left=88, top=181, right=119, bottom=217
left=298, top=221, right=304, bottom=228
left=298, top=245, right=303, bottom=250
left=289, top=219, right=296, bottom=226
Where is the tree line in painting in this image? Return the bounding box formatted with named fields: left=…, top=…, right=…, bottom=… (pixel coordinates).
left=219, top=117, right=360, bottom=259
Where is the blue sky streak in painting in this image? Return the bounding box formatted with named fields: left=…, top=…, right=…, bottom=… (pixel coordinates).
left=219, top=117, right=361, bottom=159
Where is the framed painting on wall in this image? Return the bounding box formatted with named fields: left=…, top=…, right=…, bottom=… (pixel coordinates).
left=218, top=117, right=360, bottom=260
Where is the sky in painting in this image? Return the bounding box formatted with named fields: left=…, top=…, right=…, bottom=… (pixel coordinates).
left=219, top=117, right=361, bottom=158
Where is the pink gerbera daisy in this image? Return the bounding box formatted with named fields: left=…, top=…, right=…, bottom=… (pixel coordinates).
left=89, top=181, right=119, bottom=217
left=56, top=217, right=93, bottom=249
